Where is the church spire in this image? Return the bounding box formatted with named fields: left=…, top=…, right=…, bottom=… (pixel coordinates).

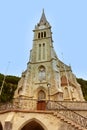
left=39, top=9, right=48, bottom=25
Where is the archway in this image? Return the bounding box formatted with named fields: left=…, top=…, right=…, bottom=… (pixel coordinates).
left=21, top=120, right=44, bottom=130
left=0, top=122, right=3, bottom=130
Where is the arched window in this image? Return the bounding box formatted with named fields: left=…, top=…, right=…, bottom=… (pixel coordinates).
left=41, top=32, right=43, bottom=38
left=38, top=44, right=41, bottom=60
left=61, top=75, right=67, bottom=86
left=44, top=31, right=46, bottom=37
left=38, top=33, right=40, bottom=38
left=43, top=43, right=45, bottom=59
left=38, top=90, right=46, bottom=100
left=38, top=66, right=46, bottom=82
left=64, top=87, right=69, bottom=100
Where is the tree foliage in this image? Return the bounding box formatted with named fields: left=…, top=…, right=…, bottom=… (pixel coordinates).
left=77, top=78, right=87, bottom=101
left=0, top=73, right=20, bottom=102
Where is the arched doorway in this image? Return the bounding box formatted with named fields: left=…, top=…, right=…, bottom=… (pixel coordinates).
left=37, top=90, right=46, bottom=110
left=21, top=120, right=44, bottom=130
left=0, top=122, right=3, bottom=130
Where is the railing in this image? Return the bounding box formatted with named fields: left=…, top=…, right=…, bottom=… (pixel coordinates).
left=0, top=99, right=87, bottom=129
left=47, top=101, right=87, bottom=129
left=0, top=98, right=37, bottom=111
left=55, top=101, right=87, bottom=110
left=0, top=99, right=87, bottom=111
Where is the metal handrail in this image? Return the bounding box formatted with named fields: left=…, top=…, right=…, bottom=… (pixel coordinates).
left=47, top=100, right=87, bottom=129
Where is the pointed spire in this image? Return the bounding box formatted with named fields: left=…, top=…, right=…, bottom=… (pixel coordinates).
left=39, top=9, right=47, bottom=25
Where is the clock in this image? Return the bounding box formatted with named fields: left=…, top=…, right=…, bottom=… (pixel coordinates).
left=39, top=25, right=45, bottom=29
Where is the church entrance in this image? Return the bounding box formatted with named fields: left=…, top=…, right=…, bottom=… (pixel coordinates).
left=21, top=121, right=44, bottom=130
left=37, top=100, right=46, bottom=110
left=37, top=90, right=46, bottom=110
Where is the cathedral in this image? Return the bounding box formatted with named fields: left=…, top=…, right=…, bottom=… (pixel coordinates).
left=0, top=10, right=87, bottom=130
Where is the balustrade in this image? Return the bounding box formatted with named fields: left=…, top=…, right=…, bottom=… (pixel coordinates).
left=47, top=101, right=87, bottom=129
left=0, top=99, right=87, bottom=129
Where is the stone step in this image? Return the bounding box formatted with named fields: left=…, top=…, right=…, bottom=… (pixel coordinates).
left=54, top=112, right=85, bottom=130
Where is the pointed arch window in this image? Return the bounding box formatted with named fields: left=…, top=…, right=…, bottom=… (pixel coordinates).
left=38, top=66, right=46, bottom=82
left=41, top=32, right=43, bottom=38
left=38, top=31, right=46, bottom=39
left=64, top=87, right=69, bottom=100
left=61, top=75, right=67, bottom=86
left=38, top=90, right=46, bottom=100
left=43, top=43, right=45, bottom=59
left=44, top=31, right=46, bottom=37
left=38, top=44, right=41, bottom=60
left=38, top=32, right=40, bottom=38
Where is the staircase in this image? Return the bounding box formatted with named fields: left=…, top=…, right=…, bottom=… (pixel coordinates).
left=54, top=111, right=86, bottom=130
left=0, top=100, right=87, bottom=130
left=47, top=101, right=87, bottom=130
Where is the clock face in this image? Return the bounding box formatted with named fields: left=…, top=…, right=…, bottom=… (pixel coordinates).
left=39, top=25, right=45, bottom=29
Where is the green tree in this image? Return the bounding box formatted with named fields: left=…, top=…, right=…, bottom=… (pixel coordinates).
left=0, top=73, right=20, bottom=102
left=77, top=78, right=87, bottom=101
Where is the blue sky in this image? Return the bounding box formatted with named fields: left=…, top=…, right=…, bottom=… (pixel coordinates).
left=0, top=0, right=87, bottom=79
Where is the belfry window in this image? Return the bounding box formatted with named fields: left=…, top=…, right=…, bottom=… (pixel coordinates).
left=41, top=32, right=43, bottom=38
left=38, top=32, right=46, bottom=39
left=44, top=31, right=46, bottom=37
left=38, top=33, right=40, bottom=38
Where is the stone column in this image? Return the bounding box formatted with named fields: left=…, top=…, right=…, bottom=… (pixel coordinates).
left=4, top=112, right=15, bottom=130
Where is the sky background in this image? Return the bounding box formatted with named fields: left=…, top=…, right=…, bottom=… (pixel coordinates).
left=0, top=0, right=87, bottom=79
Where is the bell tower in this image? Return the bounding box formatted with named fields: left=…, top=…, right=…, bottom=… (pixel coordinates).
left=31, top=9, right=53, bottom=63
left=14, top=10, right=63, bottom=101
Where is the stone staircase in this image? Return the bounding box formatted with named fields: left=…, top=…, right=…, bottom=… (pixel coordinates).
left=53, top=111, right=86, bottom=130
left=47, top=101, right=87, bottom=130
left=0, top=100, right=87, bottom=130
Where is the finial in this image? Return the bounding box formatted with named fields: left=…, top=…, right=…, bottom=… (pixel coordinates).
left=42, top=8, right=44, bottom=14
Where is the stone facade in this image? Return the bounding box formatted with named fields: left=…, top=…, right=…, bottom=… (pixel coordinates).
left=14, top=10, right=84, bottom=102
left=0, top=10, right=87, bottom=130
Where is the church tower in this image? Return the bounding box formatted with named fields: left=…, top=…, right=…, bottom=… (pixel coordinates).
left=14, top=10, right=84, bottom=107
